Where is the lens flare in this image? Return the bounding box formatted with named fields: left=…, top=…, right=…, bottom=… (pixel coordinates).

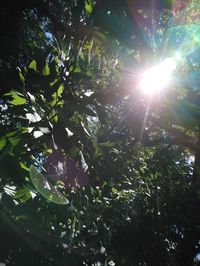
left=139, top=57, right=177, bottom=95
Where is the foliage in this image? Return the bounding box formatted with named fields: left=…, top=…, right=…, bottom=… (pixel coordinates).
left=1, top=0, right=200, bottom=265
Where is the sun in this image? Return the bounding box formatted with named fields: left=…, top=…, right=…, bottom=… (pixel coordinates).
left=139, top=58, right=177, bottom=95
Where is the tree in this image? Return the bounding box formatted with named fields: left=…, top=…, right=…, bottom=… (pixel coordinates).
left=1, top=0, right=200, bottom=265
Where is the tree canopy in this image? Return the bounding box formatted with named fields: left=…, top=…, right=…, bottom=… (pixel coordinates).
left=1, top=0, right=200, bottom=265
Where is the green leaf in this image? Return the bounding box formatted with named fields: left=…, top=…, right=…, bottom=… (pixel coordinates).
left=51, top=84, right=64, bottom=106
left=29, top=60, right=37, bottom=71
left=112, top=187, right=118, bottom=194
left=29, top=165, right=69, bottom=205
left=0, top=138, right=6, bottom=151
left=14, top=187, right=32, bottom=202
left=19, top=162, right=29, bottom=172
left=42, top=61, right=50, bottom=76
left=85, top=0, right=93, bottom=14
left=74, top=65, right=81, bottom=73
left=57, top=84, right=64, bottom=96
left=5, top=91, right=26, bottom=106
left=19, top=71, right=25, bottom=85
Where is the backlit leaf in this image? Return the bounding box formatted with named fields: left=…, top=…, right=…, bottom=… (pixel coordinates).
left=29, top=60, right=37, bottom=71
left=5, top=91, right=26, bottom=106
left=85, top=0, right=93, bottom=14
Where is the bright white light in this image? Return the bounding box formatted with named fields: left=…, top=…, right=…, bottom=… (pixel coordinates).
left=26, top=112, right=41, bottom=122
left=174, top=51, right=182, bottom=61
left=139, top=57, right=177, bottom=95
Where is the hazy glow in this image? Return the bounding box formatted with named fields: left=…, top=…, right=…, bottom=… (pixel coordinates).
left=139, top=58, right=177, bottom=95
left=174, top=51, right=182, bottom=61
